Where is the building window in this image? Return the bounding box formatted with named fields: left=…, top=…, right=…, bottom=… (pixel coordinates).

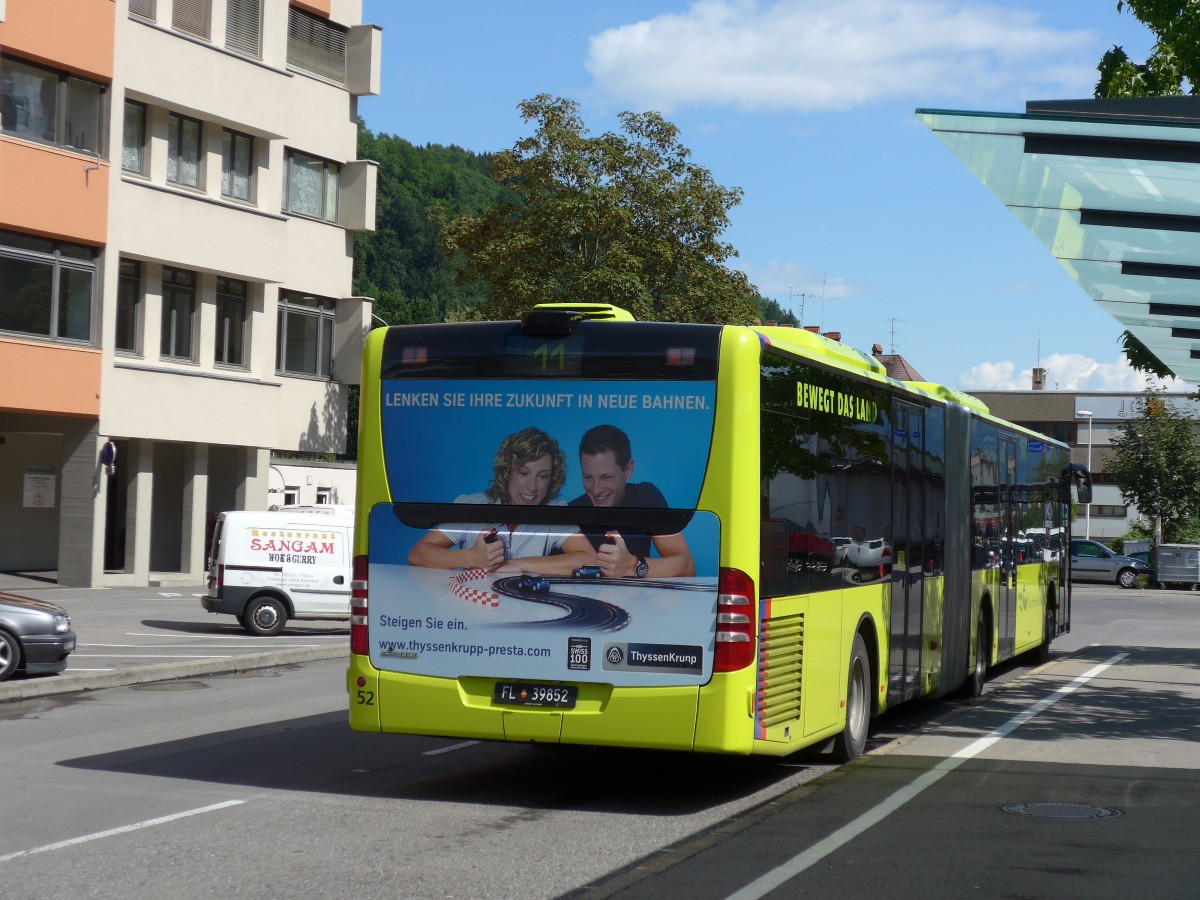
left=161, top=267, right=196, bottom=360
left=129, top=0, right=156, bottom=19
left=1, top=56, right=106, bottom=155
left=283, top=487, right=299, bottom=507
left=287, top=6, right=347, bottom=84
left=315, top=487, right=332, bottom=505
left=282, top=150, right=339, bottom=223
left=221, top=129, right=254, bottom=202
left=277, top=290, right=334, bottom=378
left=173, top=0, right=210, bottom=39
left=215, top=276, right=248, bottom=367
left=1092, top=505, right=1129, bottom=519
left=167, top=112, right=202, bottom=188
left=116, top=258, right=142, bottom=353
left=0, top=231, right=95, bottom=343
left=122, top=100, right=147, bottom=174
left=226, top=0, right=263, bottom=59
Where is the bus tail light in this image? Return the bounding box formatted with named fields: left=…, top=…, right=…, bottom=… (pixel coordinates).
left=351, top=554, right=369, bottom=656
left=714, top=568, right=756, bottom=672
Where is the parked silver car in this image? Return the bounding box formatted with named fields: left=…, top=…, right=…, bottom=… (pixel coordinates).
left=1069, top=539, right=1149, bottom=589
left=0, top=595, right=76, bottom=681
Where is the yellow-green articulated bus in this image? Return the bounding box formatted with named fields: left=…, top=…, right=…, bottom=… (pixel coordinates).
left=348, top=305, right=1092, bottom=759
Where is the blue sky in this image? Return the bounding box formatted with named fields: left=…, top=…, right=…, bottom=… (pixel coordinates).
left=358, top=0, right=1174, bottom=392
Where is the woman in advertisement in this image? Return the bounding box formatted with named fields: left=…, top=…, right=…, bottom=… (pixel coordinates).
left=407, top=427, right=597, bottom=575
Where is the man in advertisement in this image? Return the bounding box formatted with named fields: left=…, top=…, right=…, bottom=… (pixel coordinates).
left=569, top=424, right=695, bottom=579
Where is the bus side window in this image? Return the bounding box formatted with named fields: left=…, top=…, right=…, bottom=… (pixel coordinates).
left=761, top=518, right=788, bottom=598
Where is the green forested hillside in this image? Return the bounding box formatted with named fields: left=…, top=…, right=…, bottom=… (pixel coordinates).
left=353, top=121, right=516, bottom=325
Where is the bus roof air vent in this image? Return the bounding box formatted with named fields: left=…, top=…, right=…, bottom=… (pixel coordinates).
left=530, top=303, right=635, bottom=322
left=521, top=303, right=635, bottom=336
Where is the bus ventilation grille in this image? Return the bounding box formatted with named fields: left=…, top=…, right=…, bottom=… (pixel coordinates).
left=757, top=612, right=805, bottom=727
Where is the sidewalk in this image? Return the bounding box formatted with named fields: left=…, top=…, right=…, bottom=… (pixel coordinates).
left=0, top=573, right=349, bottom=704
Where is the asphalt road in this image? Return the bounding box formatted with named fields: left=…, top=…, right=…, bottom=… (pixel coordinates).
left=2, top=581, right=1199, bottom=898
left=0, top=582, right=348, bottom=703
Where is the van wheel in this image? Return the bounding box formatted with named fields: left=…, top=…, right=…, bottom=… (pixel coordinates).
left=831, top=633, right=871, bottom=762
left=241, top=596, right=287, bottom=636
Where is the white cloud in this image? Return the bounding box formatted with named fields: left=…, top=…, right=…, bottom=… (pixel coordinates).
left=738, top=260, right=866, bottom=302
left=586, top=0, right=1096, bottom=113
left=958, top=352, right=1190, bottom=392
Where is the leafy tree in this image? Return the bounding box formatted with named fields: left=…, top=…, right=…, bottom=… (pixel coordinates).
left=756, top=296, right=800, bottom=326
left=1095, top=1, right=1200, bottom=97
left=1106, top=388, right=1200, bottom=542
left=1095, top=6, right=1199, bottom=377
left=353, top=120, right=515, bottom=326
left=440, top=94, right=760, bottom=324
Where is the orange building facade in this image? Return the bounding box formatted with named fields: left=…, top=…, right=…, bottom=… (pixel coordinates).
left=0, top=0, right=379, bottom=585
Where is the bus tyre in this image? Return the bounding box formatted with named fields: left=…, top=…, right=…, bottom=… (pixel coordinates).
left=1117, top=567, right=1136, bottom=589
left=832, top=633, right=871, bottom=762
left=965, top=612, right=988, bottom=699
left=241, top=596, right=287, bottom=636
left=1033, top=605, right=1054, bottom=665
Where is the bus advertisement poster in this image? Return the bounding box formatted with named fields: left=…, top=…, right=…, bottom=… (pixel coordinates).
left=369, top=378, right=722, bottom=685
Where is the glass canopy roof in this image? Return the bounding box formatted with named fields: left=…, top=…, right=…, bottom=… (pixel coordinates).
left=918, top=97, right=1200, bottom=385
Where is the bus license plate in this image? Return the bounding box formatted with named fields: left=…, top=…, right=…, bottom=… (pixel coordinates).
left=493, top=682, right=577, bottom=709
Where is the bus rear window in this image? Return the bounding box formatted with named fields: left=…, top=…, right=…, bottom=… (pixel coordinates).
left=380, top=320, right=721, bottom=381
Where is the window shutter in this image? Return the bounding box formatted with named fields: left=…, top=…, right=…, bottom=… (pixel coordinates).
left=173, top=0, right=210, bottom=39
left=129, top=0, right=156, bottom=19
left=287, top=7, right=347, bottom=84
left=226, top=0, right=262, bottom=58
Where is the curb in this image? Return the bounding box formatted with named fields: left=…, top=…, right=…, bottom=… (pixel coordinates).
left=0, top=644, right=349, bottom=704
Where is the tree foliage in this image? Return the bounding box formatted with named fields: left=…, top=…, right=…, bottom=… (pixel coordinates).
left=1106, top=388, right=1200, bottom=541
left=439, top=95, right=760, bottom=324
left=1095, top=5, right=1200, bottom=378
left=1119, top=330, right=1174, bottom=380
left=756, top=296, right=800, bottom=326
left=353, top=121, right=515, bottom=326
left=1095, top=1, right=1200, bottom=97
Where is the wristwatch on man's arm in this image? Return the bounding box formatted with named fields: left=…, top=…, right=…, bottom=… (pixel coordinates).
left=635, top=556, right=649, bottom=578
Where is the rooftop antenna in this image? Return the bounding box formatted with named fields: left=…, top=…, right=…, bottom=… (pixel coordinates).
left=788, top=287, right=806, bottom=325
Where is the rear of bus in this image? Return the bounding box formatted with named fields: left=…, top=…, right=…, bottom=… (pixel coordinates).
left=348, top=308, right=761, bottom=752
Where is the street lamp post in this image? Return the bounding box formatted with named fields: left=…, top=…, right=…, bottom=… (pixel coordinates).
left=1077, top=410, right=1094, bottom=540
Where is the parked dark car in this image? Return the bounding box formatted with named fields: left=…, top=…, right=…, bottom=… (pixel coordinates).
left=1069, top=539, right=1149, bottom=589
left=0, top=595, right=76, bottom=681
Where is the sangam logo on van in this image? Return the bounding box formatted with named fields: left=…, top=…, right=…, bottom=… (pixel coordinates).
left=248, top=529, right=339, bottom=556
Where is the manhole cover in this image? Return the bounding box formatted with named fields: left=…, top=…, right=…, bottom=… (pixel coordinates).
left=1001, top=802, right=1121, bottom=820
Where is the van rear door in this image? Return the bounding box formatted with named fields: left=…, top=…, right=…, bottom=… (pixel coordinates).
left=276, top=521, right=350, bottom=615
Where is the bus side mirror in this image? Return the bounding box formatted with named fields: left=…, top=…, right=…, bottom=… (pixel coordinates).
left=1062, top=463, right=1093, bottom=505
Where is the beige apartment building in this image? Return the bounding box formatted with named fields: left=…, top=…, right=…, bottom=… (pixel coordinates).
left=0, top=0, right=379, bottom=585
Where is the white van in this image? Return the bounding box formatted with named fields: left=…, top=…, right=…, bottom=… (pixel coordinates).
left=203, top=509, right=353, bottom=635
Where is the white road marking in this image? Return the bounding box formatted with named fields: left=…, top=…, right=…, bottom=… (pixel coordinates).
left=71, top=654, right=235, bottom=659
left=727, top=653, right=1130, bottom=900
left=123, top=632, right=345, bottom=640
left=0, top=800, right=247, bottom=863
left=423, top=740, right=481, bottom=756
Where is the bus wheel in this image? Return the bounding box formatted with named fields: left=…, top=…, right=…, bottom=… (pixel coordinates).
left=832, top=633, right=871, bottom=762
left=1033, top=604, right=1054, bottom=665
left=965, top=612, right=988, bottom=699
left=241, top=596, right=287, bottom=636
